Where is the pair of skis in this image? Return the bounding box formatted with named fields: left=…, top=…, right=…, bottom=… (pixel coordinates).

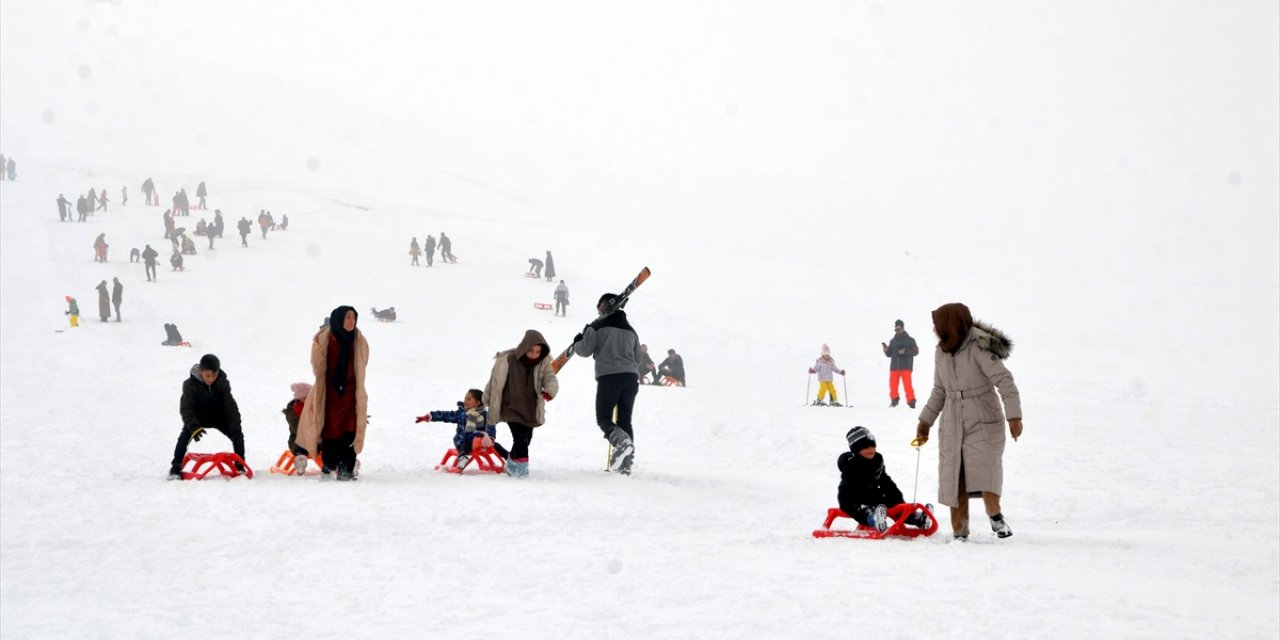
left=549, top=266, right=650, bottom=374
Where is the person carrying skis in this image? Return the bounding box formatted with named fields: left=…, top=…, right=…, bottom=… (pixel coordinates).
left=809, top=344, right=846, bottom=406
left=416, top=388, right=510, bottom=472
left=573, top=293, right=642, bottom=475
left=838, top=426, right=932, bottom=533
left=483, top=330, right=559, bottom=477
left=883, top=319, right=919, bottom=408
left=168, top=354, right=245, bottom=479
left=553, top=280, right=569, bottom=317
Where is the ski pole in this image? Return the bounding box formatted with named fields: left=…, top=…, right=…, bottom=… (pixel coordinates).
left=805, top=373, right=812, bottom=405
left=842, top=376, right=849, bottom=408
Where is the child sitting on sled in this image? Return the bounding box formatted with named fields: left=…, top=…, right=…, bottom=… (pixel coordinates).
left=415, top=388, right=509, bottom=470
left=283, top=382, right=313, bottom=470
left=838, top=426, right=932, bottom=533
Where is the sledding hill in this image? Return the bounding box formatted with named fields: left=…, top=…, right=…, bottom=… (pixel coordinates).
left=2, top=1, right=1277, bottom=638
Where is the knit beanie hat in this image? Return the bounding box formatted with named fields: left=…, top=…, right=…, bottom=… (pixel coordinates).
left=821, top=343, right=831, bottom=356
left=846, top=426, right=875, bottom=452
left=198, top=353, right=221, bottom=372
left=290, top=382, right=313, bottom=400
left=894, top=319, right=904, bottom=328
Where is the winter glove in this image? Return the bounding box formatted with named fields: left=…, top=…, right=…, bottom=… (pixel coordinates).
left=573, top=333, right=583, bottom=343
left=415, top=415, right=430, bottom=423
left=1009, top=418, right=1023, bottom=442
left=542, top=392, right=553, bottom=402
left=190, top=426, right=206, bottom=443
left=840, top=370, right=847, bottom=376
left=911, top=421, right=930, bottom=447
left=807, top=368, right=815, bottom=374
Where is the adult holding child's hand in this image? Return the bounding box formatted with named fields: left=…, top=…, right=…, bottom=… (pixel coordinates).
left=913, top=302, right=1023, bottom=541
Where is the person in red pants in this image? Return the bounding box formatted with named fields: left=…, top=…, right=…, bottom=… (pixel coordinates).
left=882, top=319, right=919, bottom=408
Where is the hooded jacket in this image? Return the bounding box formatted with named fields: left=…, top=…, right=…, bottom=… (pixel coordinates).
left=180, top=365, right=242, bottom=431
left=295, top=326, right=370, bottom=455
left=485, top=329, right=559, bottom=426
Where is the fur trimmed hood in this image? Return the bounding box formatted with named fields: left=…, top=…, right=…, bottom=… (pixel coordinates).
left=971, top=321, right=1014, bottom=360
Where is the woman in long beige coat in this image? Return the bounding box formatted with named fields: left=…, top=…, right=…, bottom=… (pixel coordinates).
left=484, top=329, right=558, bottom=477
left=914, top=303, right=1023, bottom=540
left=295, top=305, right=370, bottom=480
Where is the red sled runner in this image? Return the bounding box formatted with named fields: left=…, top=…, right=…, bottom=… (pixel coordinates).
left=435, top=444, right=506, bottom=475
left=177, top=452, right=254, bottom=480
left=812, top=503, right=938, bottom=540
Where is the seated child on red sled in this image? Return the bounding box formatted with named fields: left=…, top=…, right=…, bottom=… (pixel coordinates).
left=838, top=426, right=932, bottom=533
left=415, top=388, right=509, bottom=470
left=283, top=382, right=313, bottom=471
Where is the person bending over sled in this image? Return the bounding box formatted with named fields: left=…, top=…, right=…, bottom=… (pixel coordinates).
left=168, top=354, right=245, bottom=479
left=838, top=426, right=931, bottom=533
left=416, top=388, right=510, bottom=471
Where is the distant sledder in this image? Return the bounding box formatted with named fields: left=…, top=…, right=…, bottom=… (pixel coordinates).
left=371, top=307, right=397, bottom=322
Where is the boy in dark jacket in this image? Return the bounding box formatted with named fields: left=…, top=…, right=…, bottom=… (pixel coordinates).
left=837, top=426, right=930, bottom=532
left=168, top=354, right=245, bottom=479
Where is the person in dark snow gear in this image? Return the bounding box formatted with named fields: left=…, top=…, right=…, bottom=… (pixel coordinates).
left=914, top=302, right=1023, bottom=541
left=130, top=248, right=141, bottom=263
left=196, top=181, right=207, bottom=209
left=528, top=258, right=543, bottom=277
left=168, top=354, right=245, bottom=479
left=639, top=344, right=659, bottom=385
left=279, top=214, right=289, bottom=230
left=424, top=234, right=436, bottom=267
left=371, top=307, right=397, bottom=322
left=483, top=330, right=559, bottom=478
left=88, top=188, right=97, bottom=215
left=56, top=194, right=71, bottom=222
left=161, top=323, right=184, bottom=346
left=659, top=348, right=687, bottom=387
left=237, top=217, right=252, bottom=247
left=838, top=426, right=932, bottom=533
left=142, top=244, right=159, bottom=282
left=439, top=232, right=454, bottom=263
left=883, top=319, right=920, bottom=408
left=96, top=188, right=108, bottom=212
left=416, top=389, right=510, bottom=471
left=809, top=344, right=844, bottom=405
left=94, top=280, right=110, bottom=322
left=121, top=185, right=128, bottom=206
left=170, top=249, right=184, bottom=271
left=553, top=280, right=569, bottom=317
left=142, top=178, right=155, bottom=206
left=111, top=277, right=123, bottom=322
left=213, top=210, right=225, bottom=238
left=573, top=293, right=642, bottom=475
left=544, top=251, right=556, bottom=282
left=295, top=306, right=370, bottom=481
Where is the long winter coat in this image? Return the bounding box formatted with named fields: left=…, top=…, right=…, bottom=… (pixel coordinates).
left=295, top=327, right=370, bottom=455
left=544, top=252, right=556, bottom=279
left=484, top=330, right=559, bottom=427
left=918, top=322, right=1021, bottom=507
left=95, top=282, right=110, bottom=320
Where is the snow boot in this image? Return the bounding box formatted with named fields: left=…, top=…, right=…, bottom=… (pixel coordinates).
left=829, top=401, right=842, bottom=407
left=908, top=399, right=916, bottom=409
left=906, top=504, right=933, bottom=528
left=336, top=464, right=357, bottom=481
left=990, top=513, right=1012, bottom=538
left=455, top=454, right=470, bottom=471
left=167, top=467, right=183, bottom=481
left=890, top=397, right=900, bottom=407
left=293, top=454, right=308, bottom=476
left=606, top=427, right=635, bottom=474
left=864, top=505, right=888, bottom=533
left=504, top=458, right=529, bottom=478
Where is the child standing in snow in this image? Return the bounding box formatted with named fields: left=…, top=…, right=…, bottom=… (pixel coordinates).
left=809, top=344, right=846, bottom=406
left=283, top=382, right=313, bottom=471
left=415, top=388, right=509, bottom=471
left=838, top=426, right=932, bottom=532
left=64, top=296, right=80, bottom=328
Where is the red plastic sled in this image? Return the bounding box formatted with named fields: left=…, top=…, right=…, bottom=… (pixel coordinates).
left=812, top=503, right=938, bottom=540
left=179, top=452, right=254, bottom=480
left=533, top=302, right=553, bottom=310
left=435, top=443, right=506, bottom=475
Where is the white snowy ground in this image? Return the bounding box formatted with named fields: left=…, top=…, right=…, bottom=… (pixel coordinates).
left=2, top=1, right=1278, bottom=639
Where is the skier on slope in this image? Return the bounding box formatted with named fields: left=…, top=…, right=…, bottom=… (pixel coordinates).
left=809, top=343, right=846, bottom=406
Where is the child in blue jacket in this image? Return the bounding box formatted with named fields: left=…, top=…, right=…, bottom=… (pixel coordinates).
left=416, top=388, right=509, bottom=470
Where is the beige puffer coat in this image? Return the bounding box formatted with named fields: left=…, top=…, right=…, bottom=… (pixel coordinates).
left=918, top=322, right=1021, bottom=507
left=295, top=327, right=370, bottom=455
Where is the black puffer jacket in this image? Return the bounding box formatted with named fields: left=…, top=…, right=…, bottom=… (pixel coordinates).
left=836, top=451, right=904, bottom=512
left=179, top=365, right=242, bottom=430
